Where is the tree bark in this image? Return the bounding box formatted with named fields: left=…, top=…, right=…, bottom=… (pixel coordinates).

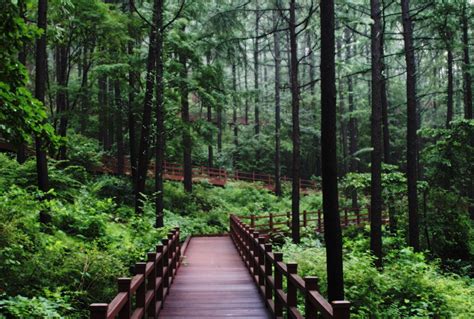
left=155, top=0, right=165, bottom=228
left=370, top=0, right=384, bottom=268
left=289, top=0, right=300, bottom=244
left=135, top=0, right=159, bottom=214
left=114, top=80, right=124, bottom=175
left=254, top=2, right=260, bottom=138
left=380, top=6, right=391, bottom=164
left=320, top=0, right=344, bottom=301
left=98, top=75, right=108, bottom=148
left=345, top=28, right=359, bottom=210
left=446, top=48, right=454, bottom=128
left=17, top=0, right=27, bottom=164
left=180, top=49, right=192, bottom=193
left=274, top=9, right=282, bottom=197
left=401, top=0, right=420, bottom=251
left=128, top=2, right=138, bottom=186
left=35, top=0, right=49, bottom=193
left=232, top=62, right=238, bottom=166
left=462, top=2, right=472, bottom=119
left=336, top=35, right=347, bottom=176
left=56, top=45, right=68, bottom=160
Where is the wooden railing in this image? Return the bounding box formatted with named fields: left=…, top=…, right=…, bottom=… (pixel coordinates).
left=238, top=206, right=389, bottom=234
left=89, top=228, right=189, bottom=319
left=230, top=215, right=351, bottom=318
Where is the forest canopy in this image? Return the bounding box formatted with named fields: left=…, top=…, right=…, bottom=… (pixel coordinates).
left=0, top=0, right=473, bottom=318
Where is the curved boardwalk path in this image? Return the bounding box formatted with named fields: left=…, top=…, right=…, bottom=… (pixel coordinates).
left=159, top=236, right=271, bottom=318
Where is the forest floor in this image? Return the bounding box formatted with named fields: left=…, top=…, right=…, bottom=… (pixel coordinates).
left=0, top=153, right=473, bottom=318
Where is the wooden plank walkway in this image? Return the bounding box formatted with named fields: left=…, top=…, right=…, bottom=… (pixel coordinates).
left=159, top=236, right=271, bottom=318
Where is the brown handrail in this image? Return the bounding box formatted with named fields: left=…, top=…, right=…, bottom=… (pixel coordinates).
left=238, top=206, right=390, bottom=234
left=90, top=228, right=188, bottom=319
left=230, top=215, right=351, bottom=318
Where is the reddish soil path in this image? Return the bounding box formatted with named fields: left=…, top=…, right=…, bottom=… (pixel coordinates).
left=159, top=236, right=271, bottom=318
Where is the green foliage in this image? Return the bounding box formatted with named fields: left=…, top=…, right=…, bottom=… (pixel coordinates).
left=281, top=232, right=474, bottom=318
left=0, top=1, right=58, bottom=146
left=0, top=293, right=72, bottom=319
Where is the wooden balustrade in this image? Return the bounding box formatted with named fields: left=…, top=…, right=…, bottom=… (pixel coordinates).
left=230, top=215, right=351, bottom=318
left=238, top=206, right=389, bottom=234
left=90, top=228, right=189, bottom=319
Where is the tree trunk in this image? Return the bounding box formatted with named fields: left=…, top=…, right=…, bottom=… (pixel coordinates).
left=107, top=80, right=115, bottom=150
left=274, top=10, right=282, bottom=197
left=370, top=0, right=384, bottom=268
left=345, top=27, right=359, bottom=210
left=446, top=48, right=454, bottom=128
left=79, top=46, right=90, bottom=134
left=462, top=2, right=472, bottom=119
left=254, top=2, right=260, bottom=138
left=180, top=50, right=192, bottom=193
left=114, top=80, right=124, bottom=175
left=128, top=3, right=138, bottom=186
left=135, top=0, right=159, bottom=214
left=289, top=0, right=300, bottom=244
left=155, top=0, right=165, bottom=227
left=98, top=75, right=107, bottom=147
left=35, top=0, right=49, bottom=193
left=56, top=45, right=68, bottom=160
left=244, top=43, right=249, bottom=125
left=320, top=0, right=344, bottom=301
left=17, top=0, right=27, bottom=164
left=380, top=6, right=391, bottom=164
left=401, top=0, right=420, bottom=251
left=336, top=35, right=347, bottom=176
left=232, top=62, right=238, bottom=166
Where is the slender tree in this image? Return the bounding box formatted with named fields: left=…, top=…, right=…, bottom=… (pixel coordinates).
left=180, top=38, right=193, bottom=193
left=254, top=1, right=260, bottom=137
left=114, top=79, right=124, bottom=175
left=462, top=1, right=472, bottom=119
left=320, top=0, right=344, bottom=301
left=135, top=0, right=159, bottom=213
left=35, top=0, right=49, bottom=193
left=345, top=27, right=359, bottom=210
left=446, top=47, right=454, bottom=128
left=16, top=0, right=27, bottom=164
left=128, top=2, right=138, bottom=186
left=401, top=0, right=419, bottom=251
left=289, top=0, right=300, bottom=244
left=155, top=0, right=165, bottom=227
left=370, top=0, right=384, bottom=267
left=273, top=8, right=282, bottom=197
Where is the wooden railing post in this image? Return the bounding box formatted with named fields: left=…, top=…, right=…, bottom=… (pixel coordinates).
left=250, top=214, right=256, bottom=228
left=264, top=244, right=272, bottom=303
left=258, top=236, right=265, bottom=288
left=167, top=232, right=175, bottom=281
left=162, top=238, right=169, bottom=293
left=305, top=276, right=319, bottom=319
left=287, top=263, right=298, bottom=315
left=344, top=208, right=349, bottom=227
left=147, top=253, right=157, bottom=318
left=317, top=210, right=322, bottom=232
left=156, top=244, right=164, bottom=305
left=135, top=262, right=147, bottom=312
left=356, top=207, right=360, bottom=225
left=332, top=300, right=351, bottom=319
left=269, top=213, right=274, bottom=231
left=273, top=252, right=284, bottom=317
left=90, top=304, right=108, bottom=319
left=252, top=232, right=259, bottom=281
left=118, top=278, right=131, bottom=319
left=248, top=228, right=254, bottom=271
left=287, top=211, right=291, bottom=227
left=303, top=210, right=307, bottom=227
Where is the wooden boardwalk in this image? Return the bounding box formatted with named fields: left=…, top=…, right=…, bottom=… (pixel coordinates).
left=159, top=236, right=271, bottom=318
